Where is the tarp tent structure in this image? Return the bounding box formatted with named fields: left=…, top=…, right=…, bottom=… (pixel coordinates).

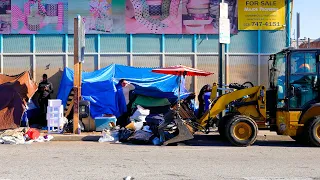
left=0, top=72, right=37, bottom=130
left=57, top=64, right=189, bottom=119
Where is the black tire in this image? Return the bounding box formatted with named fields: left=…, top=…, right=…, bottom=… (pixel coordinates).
left=225, top=115, right=258, bottom=147
left=218, top=114, right=234, bottom=138
left=305, top=116, right=320, bottom=147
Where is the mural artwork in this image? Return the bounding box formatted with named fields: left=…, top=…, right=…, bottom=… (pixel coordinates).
left=11, top=0, right=68, bottom=34
left=125, top=0, right=182, bottom=34
left=182, top=0, right=237, bottom=34
left=0, top=0, right=11, bottom=34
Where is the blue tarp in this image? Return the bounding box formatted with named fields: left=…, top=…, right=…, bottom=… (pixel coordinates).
left=57, top=64, right=189, bottom=119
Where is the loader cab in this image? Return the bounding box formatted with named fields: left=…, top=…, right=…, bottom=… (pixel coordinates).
left=270, top=49, right=319, bottom=110
left=268, top=49, right=320, bottom=132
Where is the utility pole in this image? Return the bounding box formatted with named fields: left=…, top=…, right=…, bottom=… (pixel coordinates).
left=218, top=0, right=230, bottom=117
left=73, top=15, right=85, bottom=134
left=296, top=12, right=300, bottom=48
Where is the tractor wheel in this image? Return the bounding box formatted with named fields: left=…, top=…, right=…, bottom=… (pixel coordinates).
left=225, top=115, right=258, bottom=147
left=305, top=116, right=320, bottom=147
left=218, top=114, right=234, bottom=139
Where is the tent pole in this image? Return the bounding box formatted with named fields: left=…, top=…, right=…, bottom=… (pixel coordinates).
left=177, top=75, right=181, bottom=112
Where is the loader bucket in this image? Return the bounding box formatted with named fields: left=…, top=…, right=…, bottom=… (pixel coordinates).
left=163, top=117, right=194, bottom=145
left=158, top=109, right=194, bottom=145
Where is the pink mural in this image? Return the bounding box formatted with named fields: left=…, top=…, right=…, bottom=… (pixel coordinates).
left=11, top=0, right=67, bottom=34
left=88, top=0, right=112, bottom=32
left=0, top=0, right=11, bottom=34
left=182, top=0, right=238, bottom=34
left=68, top=0, right=114, bottom=34
left=125, top=0, right=182, bottom=34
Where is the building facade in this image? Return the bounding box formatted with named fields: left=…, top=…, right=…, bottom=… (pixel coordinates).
left=0, top=0, right=292, bottom=98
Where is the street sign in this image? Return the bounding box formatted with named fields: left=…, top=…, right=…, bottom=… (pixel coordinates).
left=219, top=18, right=230, bottom=44
left=78, top=15, right=85, bottom=63
left=219, top=3, right=228, bottom=19
left=219, top=3, right=230, bottom=44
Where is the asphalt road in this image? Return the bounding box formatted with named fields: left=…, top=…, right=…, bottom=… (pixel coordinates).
left=0, top=135, right=320, bottom=180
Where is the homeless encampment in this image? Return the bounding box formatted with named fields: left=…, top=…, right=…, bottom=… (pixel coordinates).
left=0, top=72, right=37, bottom=130
left=57, top=64, right=190, bottom=119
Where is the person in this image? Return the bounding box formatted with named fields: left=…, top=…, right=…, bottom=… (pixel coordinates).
left=117, top=79, right=135, bottom=127
left=296, top=63, right=311, bottom=73
left=197, top=84, right=212, bottom=118
left=38, top=74, right=53, bottom=126
left=120, top=79, right=135, bottom=106
left=203, top=91, right=211, bottom=112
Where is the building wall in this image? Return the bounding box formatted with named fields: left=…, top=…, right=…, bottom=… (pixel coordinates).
left=0, top=30, right=286, bottom=98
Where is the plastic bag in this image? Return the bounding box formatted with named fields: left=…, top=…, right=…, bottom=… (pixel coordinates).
left=128, top=130, right=154, bottom=145
left=110, top=130, right=119, bottom=142
left=125, top=121, right=144, bottom=131
left=130, top=105, right=150, bottom=122
left=142, top=125, right=152, bottom=133
left=152, top=137, right=161, bottom=145
left=118, top=128, right=134, bottom=142
left=98, top=130, right=115, bottom=143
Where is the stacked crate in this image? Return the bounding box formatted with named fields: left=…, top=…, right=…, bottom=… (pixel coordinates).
left=47, top=99, right=64, bottom=134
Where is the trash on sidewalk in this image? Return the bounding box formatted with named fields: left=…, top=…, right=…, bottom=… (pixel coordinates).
left=0, top=128, right=54, bottom=145
left=127, top=130, right=154, bottom=145
left=98, top=126, right=120, bottom=143
left=98, top=130, right=114, bottom=142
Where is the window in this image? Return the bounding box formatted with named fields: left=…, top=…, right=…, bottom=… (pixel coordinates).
left=289, top=52, right=318, bottom=109
left=290, top=52, right=316, bottom=74
left=275, top=54, right=286, bottom=108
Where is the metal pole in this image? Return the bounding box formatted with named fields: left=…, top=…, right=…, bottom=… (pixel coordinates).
left=286, top=0, right=291, bottom=47
left=219, top=44, right=226, bottom=95
left=219, top=0, right=226, bottom=117
left=296, top=12, right=300, bottom=48
left=73, top=16, right=80, bottom=134
left=307, top=38, right=310, bottom=48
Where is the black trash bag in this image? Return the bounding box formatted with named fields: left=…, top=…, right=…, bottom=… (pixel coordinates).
left=118, top=128, right=134, bottom=142
left=63, top=119, right=74, bottom=133
left=128, top=130, right=154, bottom=145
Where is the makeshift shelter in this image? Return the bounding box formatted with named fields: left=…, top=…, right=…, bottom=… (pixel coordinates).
left=57, top=64, right=189, bottom=119
left=0, top=72, right=37, bottom=130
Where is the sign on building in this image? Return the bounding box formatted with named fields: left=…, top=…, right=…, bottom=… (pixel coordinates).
left=238, top=0, right=285, bottom=30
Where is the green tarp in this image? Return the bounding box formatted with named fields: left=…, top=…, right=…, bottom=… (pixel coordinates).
left=132, top=95, right=171, bottom=109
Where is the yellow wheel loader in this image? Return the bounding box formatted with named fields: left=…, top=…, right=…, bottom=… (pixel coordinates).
left=159, top=48, right=320, bottom=147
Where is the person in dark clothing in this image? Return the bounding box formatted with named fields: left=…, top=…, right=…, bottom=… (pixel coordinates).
left=38, top=74, right=53, bottom=126
left=197, top=84, right=212, bottom=119
left=116, top=79, right=136, bottom=127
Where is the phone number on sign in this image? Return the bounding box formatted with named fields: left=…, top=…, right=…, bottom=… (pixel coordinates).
left=243, top=22, right=281, bottom=27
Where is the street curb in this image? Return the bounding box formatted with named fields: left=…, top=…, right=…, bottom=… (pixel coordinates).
left=47, top=132, right=293, bottom=142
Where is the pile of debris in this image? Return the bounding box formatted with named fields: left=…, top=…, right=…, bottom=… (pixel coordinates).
left=98, top=105, right=176, bottom=145
left=0, top=128, right=53, bottom=145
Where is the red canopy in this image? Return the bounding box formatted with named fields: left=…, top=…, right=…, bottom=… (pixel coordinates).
left=152, top=65, right=213, bottom=76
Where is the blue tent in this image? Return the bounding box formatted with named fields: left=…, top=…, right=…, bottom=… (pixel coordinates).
left=57, top=64, right=189, bottom=119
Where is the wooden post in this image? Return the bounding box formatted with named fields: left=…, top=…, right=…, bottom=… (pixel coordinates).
left=73, top=17, right=81, bottom=134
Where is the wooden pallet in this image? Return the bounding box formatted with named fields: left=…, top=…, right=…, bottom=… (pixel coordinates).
left=64, top=88, right=74, bottom=117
